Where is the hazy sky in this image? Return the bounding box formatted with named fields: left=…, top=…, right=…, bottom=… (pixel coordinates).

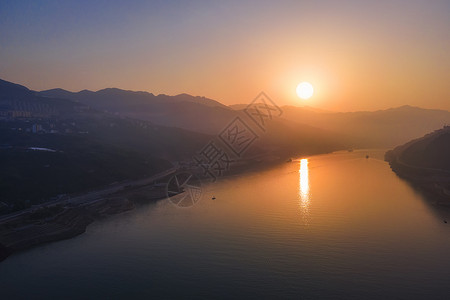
left=1, top=0, right=449, bottom=111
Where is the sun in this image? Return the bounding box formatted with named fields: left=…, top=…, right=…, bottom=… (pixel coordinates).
left=296, top=82, right=314, bottom=100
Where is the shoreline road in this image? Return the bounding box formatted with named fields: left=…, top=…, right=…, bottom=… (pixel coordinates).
left=0, top=167, right=178, bottom=224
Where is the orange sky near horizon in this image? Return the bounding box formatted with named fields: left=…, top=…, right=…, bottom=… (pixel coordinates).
left=1, top=1, right=449, bottom=112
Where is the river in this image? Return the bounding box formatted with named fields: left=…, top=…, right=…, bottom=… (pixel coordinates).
left=1, top=150, right=450, bottom=299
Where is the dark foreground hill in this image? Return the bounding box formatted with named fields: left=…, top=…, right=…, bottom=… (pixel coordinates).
left=385, top=126, right=450, bottom=203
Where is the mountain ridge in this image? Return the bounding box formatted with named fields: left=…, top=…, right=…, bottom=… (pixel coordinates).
left=385, top=126, right=450, bottom=203
left=39, top=86, right=227, bottom=109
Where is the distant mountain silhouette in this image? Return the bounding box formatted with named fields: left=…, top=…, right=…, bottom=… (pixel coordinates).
left=8, top=78, right=449, bottom=148
left=230, top=103, right=330, bottom=113
left=39, top=87, right=233, bottom=134
left=3, top=78, right=348, bottom=156
left=0, top=79, right=34, bottom=98
left=280, top=105, right=450, bottom=147
left=1, top=79, right=213, bottom=158
left=40, top=88, right=228, bottom=108
left=39, top=83, right=349, bottom=155
left=0, top=79, right=86, bottom=117
left=0, top=79, right=210, bottom=208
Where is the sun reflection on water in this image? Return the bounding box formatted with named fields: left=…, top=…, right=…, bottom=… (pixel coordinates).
left=299, top=158, right=310, bottom=223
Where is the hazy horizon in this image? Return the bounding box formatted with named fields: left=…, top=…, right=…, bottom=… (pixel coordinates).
left=2, top=77, right=449, bottom=114
left=1, top=0, right=449, bottom=111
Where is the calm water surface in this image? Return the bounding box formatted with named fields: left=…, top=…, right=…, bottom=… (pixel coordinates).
left=1, top=150, right=450, bottom=299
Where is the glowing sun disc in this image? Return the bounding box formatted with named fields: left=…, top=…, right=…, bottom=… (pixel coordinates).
left=296, top=82, right=314, bottom=99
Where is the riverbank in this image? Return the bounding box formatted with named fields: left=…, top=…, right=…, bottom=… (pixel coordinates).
left=4, top=148, right=450, bottom=299
left=385, top=150, right=450, bottom=204
left=0, top=170, right=174, bottom=262
left=0, top=148, right=339, bottom=262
